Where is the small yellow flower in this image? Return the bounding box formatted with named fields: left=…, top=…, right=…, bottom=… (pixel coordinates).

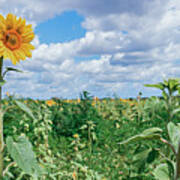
left=77, top=98, right=81, bottom=103
left=6, top=92, right=10, bottom=96
left=4, top=101, right=8, bottom=105
left=93, top=96, right=99, bottom=101
left=73, top=134, right=79, bottom=138
left=102, top=100, right=106, bottom=104
left=92, top=101, right=96, bottom=106
left=72, top=171, right=76, bottom=180
left=46, top=99, right=56, bottom=106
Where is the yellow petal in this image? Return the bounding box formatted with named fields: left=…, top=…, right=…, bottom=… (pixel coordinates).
left=0, top=49, right=4, bottom=57
left=22, top=33, right=35, bottom=43
left=0, top=15, right=5, bottom=31
left=20, top=46, right=32, bottom=57
left=22, top=43, right=35, bottom=50
left=0, top=21, right=5, bottom=32
left=0, top=33, right=3, bottom=39
left=0, top=46, right=5, bottom=54
left=0, top=48, right=4, bottom=54
left=16, top=17, right=26, bottom=33
left=3, top=48, right=10, bottom=60
left=22, top=24, right=33, bottom=34
left=13, top=50, right=21, bottom=61
left=0, top=14, right=5, bottom=24
left=11, top=53, right=18, bottom=65
left=15, top=49, right=26, bottom=60
left=6, top=13, right=15, bottom=29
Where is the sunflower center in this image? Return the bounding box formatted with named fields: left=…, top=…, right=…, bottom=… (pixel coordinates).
left=3, top=29, right=21, bottom=50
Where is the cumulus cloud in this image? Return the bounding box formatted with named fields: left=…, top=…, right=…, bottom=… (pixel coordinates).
left=1, top=0, right=180, bottom=99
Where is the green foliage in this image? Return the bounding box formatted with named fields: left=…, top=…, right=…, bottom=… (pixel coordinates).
left=153, top=164, right=170, bottom=180
left=145, top=78, right=180, bottom=122
left=119, top=120, right=180, bottom=179
left=51, top=91, right=102, bottom=137
left=14, top=100, right=35, bottom=120
left=6, top=136, right=42, bottom=178
left=167, top=122, right=180, bottom=153
left=144, top=78, right=180, bottom=97
left=3, top=67, right=23, bottom=78
left=3, top=86, right=180, bottom=179
left=119, top=127, right=162, bottom=145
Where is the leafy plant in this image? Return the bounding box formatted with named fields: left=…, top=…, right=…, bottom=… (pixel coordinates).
left=51, top=91, right=102, bottom=138
left=145, top=78, right=180, bottom=122
left=119, top=122, right=180, bottom=179
left=6, top=136, right=43, bottom=179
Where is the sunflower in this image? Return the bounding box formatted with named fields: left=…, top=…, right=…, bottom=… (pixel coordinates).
left=0, top=13, right=35, bottom=65
left=46, top=99, right=56, bottom=106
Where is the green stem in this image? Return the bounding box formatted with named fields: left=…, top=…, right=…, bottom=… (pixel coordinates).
left=175, top=140, right=180, bottom=180
left=0, top=56, right=4, bottom=179
left=88, top=126, right=92, bottom=154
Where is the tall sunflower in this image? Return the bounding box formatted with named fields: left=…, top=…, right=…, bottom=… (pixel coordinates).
left=0, top=13, right=35, bottom=65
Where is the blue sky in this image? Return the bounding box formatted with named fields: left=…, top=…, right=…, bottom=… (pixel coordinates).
left=1, top=0, right=180, bottom=99
left=35, top=11, right=86, bottom=44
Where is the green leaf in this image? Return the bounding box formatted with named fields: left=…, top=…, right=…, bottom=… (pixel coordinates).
left=162, top=91, right=168, bottom=100
left=153, top=164, right=170, bottom=180
left=166, top=160, right=175, bottom=179
left=118, top=134, right=161, bottom=145
left=6, top=136, right=43, bottom=177
left=133, top=148, right=151, bottom=162
left=6, top=67, right=23, bottom=73
left=172, top=108, right=180, bottom=116
left=169, top=79, right=176, bottom=90
left=144, top=83, right=165, bottom=90
left=15, top=100, right=35, bottom=120
left=3, top=67, right=23, bottom=78
left=145, top=78, right=180, bottom=97
left=119, top=127, right=162, bottom=145
left=3, top=177, right=10, bottom=180
left=142, top=127, right=163, bottom=135
left=146, top=149, right=159, bottom=164
left=167, top=122, right=180, bottom=153
left=168, top=79, right=180, bottom=93
left=163, top=79, right=168, bottom=86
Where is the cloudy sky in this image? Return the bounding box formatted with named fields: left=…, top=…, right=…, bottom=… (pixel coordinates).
left=1, top=0, right=180, bottom=99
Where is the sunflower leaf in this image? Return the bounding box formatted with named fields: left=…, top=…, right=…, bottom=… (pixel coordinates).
left=3, top=67, right=23, bottom=78
left=144, top=83, right=165, bottom=90
left=6, top=136, right=43, bottom=177
left=118, top=127, right=162, bottom=145
left=118, top=134, right=161, bottom=145
left=153, top=163, right=170, bottom=180
left=167, top=122, right=180, bottom=153
left=15, top=100, right=35, bottom=120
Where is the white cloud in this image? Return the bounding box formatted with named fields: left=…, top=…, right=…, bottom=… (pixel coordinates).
left=2, top=0, right=180, bottom=99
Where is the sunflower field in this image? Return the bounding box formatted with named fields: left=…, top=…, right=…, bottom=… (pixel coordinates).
left=0, top=81, right=179, bottom=180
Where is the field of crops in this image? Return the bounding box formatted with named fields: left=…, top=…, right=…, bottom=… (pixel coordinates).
left=1, top=11, right=179, bottom=180
left=2, top=80, right=180, bottom=180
